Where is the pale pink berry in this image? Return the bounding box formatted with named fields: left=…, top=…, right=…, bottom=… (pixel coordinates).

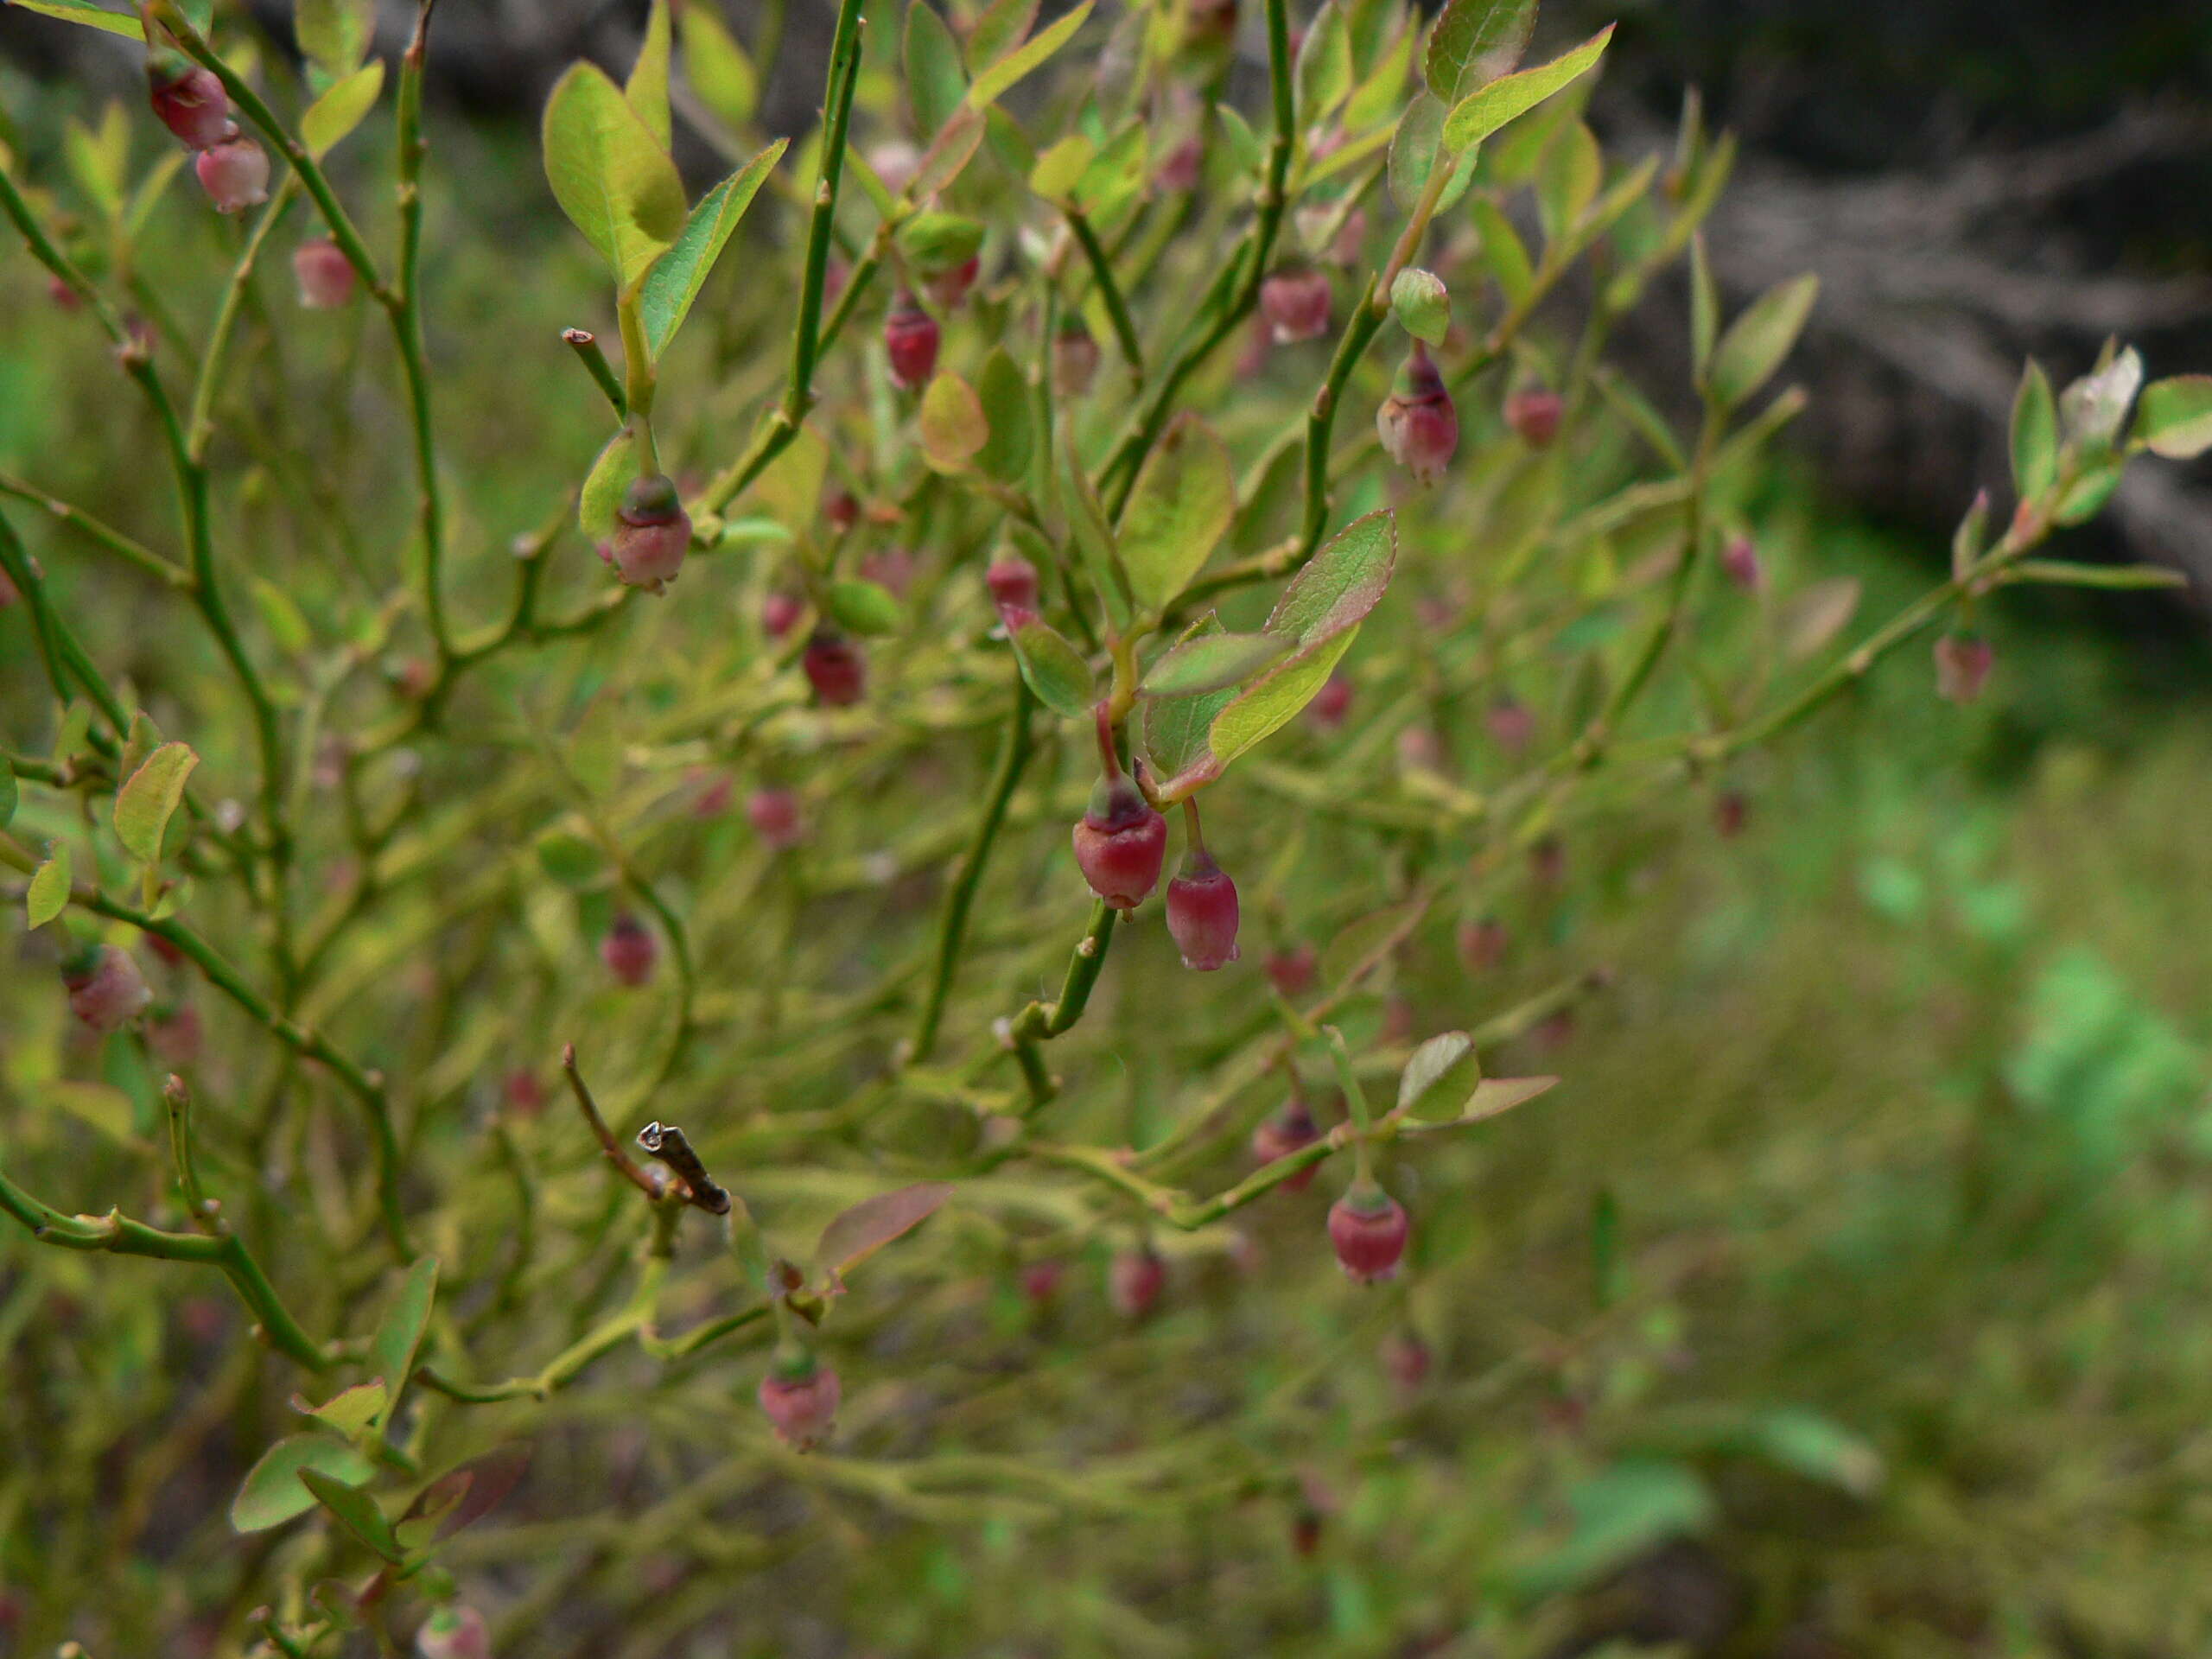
left=1260, top=267, right=1332, bottom=344
left=758, top=1359, right=841, bottom=1450
left=601, top=912, right=658, bottom=987
left=761, top=591, right=804, bottom=639
left=148, top=55, right=232, bottom=150
left=803, top=629, right=868, bottom=706
left=1458, top=916, right=1509, bottom=973
left=746, top=788, right=804, bottom=850
left=1263, top=942, right=1317, bottom=1000
left=1935, top=632, right=1993, bottom=704
left=1719, top=534, right=1764, bottom=593
left=292, top=239, right=355, bottom=309
left=1165, top=848, right=1240, bottom=970
left=610, top=474, right=690, bottom=593
left=62, top=944, right=152, bottom=1034
left=1504, top=385, right=1563, bottom=448
left=1108, top=1247, right=1166, bottom=1318
left=1327, top=1183, right=1409, bottom=1284
left=1071, top=775, right=1167, bottom=909
left=194, top=135, right=270, bottom=214
left=1376, top=343, right=1458, bottom=483
left=416, top=1605, right=489, bottom=1659
left=1306, top=672, right=1353, bottom=731
left=1251, top=1097, right=1322, bottom=1192
left=884, top=290, right=940, bottom=391
left=1052, top=321, right=1101, bottom=397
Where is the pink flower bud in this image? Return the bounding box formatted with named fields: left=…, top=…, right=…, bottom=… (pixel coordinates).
left=146, top=1001, right=202, bottom=1067
left=761, top=591, right=804, bottom=639
left=1306, top=672, right=1353, bottom=731
left=1504, top=385, right=1563, bottom=448
left=803, top=629, right=868, bottom=706
left=1108, top=1247, right=1166, bottom=1317
left=825, top=490, right=861, bottom=534
left=1719, top=534, right=1764, bottom=593
left=1071, top=774, right=1167, bottom=909
left=194, top=135, right=270, bottom=214
left=46, top=274, right=79, bottom=312
left=746, top=787, right=804, bottom=850
left=1327, top=1183, right=1409, bottom=1284
left=1155, top=136, right=1203, bottom=194
left=611, top=474, right=690, bottom=593
left=884, top=290, right=940, bottom=391
left=1260, top=267, right=1332, bottom=344
left=1251, top=1097, right=1322, bottom=1192
left=416, top=1605, right=490, bottom=1659
left=1052, top=321, right=1100, bottom=397
left=1376, top=342, right=1457, bottom=483
left=924, top=252, right=982, bottom=312
left=600, top=912, right=658, bottom=987
left=1484, top=695, right=1535, bottom=756
left=1457, top=916, right=1509, bottom=974
left=1380, top=1328, right=1432, bottom=1395
left=502, top=1069, right=546, bottom=1117
left=758, top=1357, right=842, bottom=1450
left=291, top=238, right=355, bottom=309
left=986, top=554, right=1039, bottom=617
left=1165, top=848, right=1240, bottom=969
left=61, top=944, right=152, bottom=1034
left=1935, top=631, right=1993, bottom=704
left=1020, top=1260, right=1065, bottom=1304
left=1263, top=942, right=1317, bottom=1000
left=147, top=55, right=232, bottom=150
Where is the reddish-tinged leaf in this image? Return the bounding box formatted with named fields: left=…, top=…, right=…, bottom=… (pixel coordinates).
left=816, top=1182, right=953, bottom=1274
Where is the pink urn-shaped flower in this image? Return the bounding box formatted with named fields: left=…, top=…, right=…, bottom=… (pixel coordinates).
left=1260, top=266, right=1332, bottom=344
left=985, top=553, right=1039, bottom=623
left=1108, top=1247, right=1167, bottom=1318
left=1504, top=385, right=1563, bottom=448
left=610, top=474, right=690, bottom=594
left=884, top=289, right=941, bottom=391
left=147, top=53, right=233, bottom=150
left=761, top=591, right=804, bottom=639
left=292, top=239, right=355, bottom=309
left=1165, top=846, right=1240, bottom=970
left=1251, top=1096, right=1322, bottom=1192
left=1327, top=1179, right=1409, bottom=1284
left=1935, top=631, right=1993, bottom=704
left=194, top=134, right=270, bottom=214
left=758, top=1352, right=842, bottom=1451
left=1376, top=341, right=1458, bottom=484
left=1719, top=534, right=1764, bottom=593
left=803, top=628, right=868, bottom=706
left=61, top=943, right=152, bottom=1034
left=1263, top=941, right=1317, bottom=1000
left=746, top=787, right=804, bottom=850
left=600, top=912, right=658, bottom=988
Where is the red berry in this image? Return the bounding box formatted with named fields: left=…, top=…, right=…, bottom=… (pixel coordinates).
left=1935, top=631, right=1993, bottom=704
left=986, top=554, right=1039, bottom=619
left=803, top=629, right=868, bottom=706
left=1165, top=848, right=1240, bottom=970
left=746, top=787, right=804, bottom=850
left=1327, top=1183, right=1409, bottom=1284
left=1457, top=916, right=1510, bottom=974
left=1052, top=321, right=1101, bottom=397
left=924, top=252, right=982, bottom=312
left=1071, top=775, right=1167, bottom=909
left=1376, top=342, right=1458, bottom=483
left=194, top=134, right=269, bottom=214
left=147, top=54, right=232, bottom=150
left=1504, top=385, right=1563, bottom=448
left=761, top=591, right=804, bottom=639
left=292, top=239, right=355, bottom=309
left=1260, top=267, right=1332, bottom=344
left=1306, top=672, right=1353, bottom=731
left=1263, top=942, right=1317, bottom=1000
left=61, top=944, right=152, bottom=1034
left=884, top=289, right=940, bottom=391
left=1719, top=534, right=1764, bottom=593
left=1251, top=1098, right=1322, bottom=1192
left=825, top=490, right=861, bottom=534
left=1108, top=1247, right=1166, bottom=1317
left=611, top=474, right=690, bottom=593
left=601, top=912, right=658, bottom=987
left=416, top=1604, right=490, bottom=1659
left=757, top=1358, right=842, bottom=1450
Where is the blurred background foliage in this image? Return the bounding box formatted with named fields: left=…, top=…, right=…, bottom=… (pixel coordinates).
left=1, top=1, right=2209, bottom=1655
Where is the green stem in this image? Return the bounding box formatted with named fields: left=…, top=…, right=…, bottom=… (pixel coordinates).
left=563, top=327, right=627, bottom=420
left=188, top=179, right=299, bottom=463
left=1065, top=208, right=1142, bottom=381
left=1003, top=900, right=1120, bottom=1108
left=0, top=474, right=191, bottom=589
left=1298, top=285, right=1388, bottom=556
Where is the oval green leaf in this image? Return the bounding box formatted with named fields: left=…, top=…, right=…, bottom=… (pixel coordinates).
left=639, top=139, right=787, bottom=359
left=1440, top=25, right=1612, bottom=155
left=828, top=578, right=904, bottom=637
left=115, top=741, right=198, bottom=865
left=231, top=1433, right=377, bottom=1532
left=542, top=61, right=687, bottom=291
left=1008, top=616, right=1095, bottom=721
left=919, top=372, right=989, bottom=473
left=302, top=60, right=385, bottom=162
left=1119, top=413, right=1234, bottom=613
left=1706, top=272, right=1817, bottom=411
left=1140, top=630, right=1294, bottom=697
left=27, top=844, right=70, bottom=930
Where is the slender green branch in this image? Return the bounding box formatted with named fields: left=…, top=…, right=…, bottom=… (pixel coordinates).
left=0, top=474, right=191, bottom=589
left=1298, top=284, right=1388, bottom=556
left=188, top=178, right=299, bottom=462
left=1001, top=900, right=1119, bottom=1109
left=1065, top=209, right=1143, bottom=381
left=391, top=0, right=452, bottom=658
left=563, top=327, right=627, bottom=420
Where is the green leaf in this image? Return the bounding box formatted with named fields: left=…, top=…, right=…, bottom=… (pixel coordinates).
left=296, top=0, right=376, bottom=90
left=298, top=1467, right=404, bottom=1562
left=301, top=59, right=385, bottom=162
left=1508, top=1461, right=1716, bottom=1602
left=1706, top=273, right=1816, bottom=410
left=2134, top=373, right=2212, bottom=460
left=252, top=577, right=313, bottom=655
left=542, top=62, right=687, bottom=291
left=815, top=1182, right=953, bottom=1276
left=1263, top=507, right=1396, bottom=648
left=967, top=0, right=1039, bottom=72
left=1294, top=0, right=1353, bottom=124
left=965, top=0, right=1093, bottom=110
left=1688, top=232, right=1717, bottom=380
left=1398, top=1031, right=1478, bottom=1117
left=367, top=1257, right=437, bottom=1427
left=973, top=348, right=1035, bottom=486
left=904, top=2, right=967, bottom=141
left=2053, top=457, right=2124, bottom=526
left=1028, top=134, right=1096, bottom=203
left=1440, top=25, right=1612, bottom=155
left=1141, top=630, right=1294, bottom=697
left=911, top=107, right=986, bottom=198
left=1777, top=575, right=1860, bottom=663
left=896, top=209, right=985, bottom=277
left=231, top=1433, right=376, bottom=1532
left=1141, top=613, right=1239, bottom=785
left=1008, top=616, right=1095, bottom=721
left=63, top=105, right=127, bottom=221
left=1389, top=267, right=1450, bottom=346
left=626, top=0, right=673, bottom=153
left=1118, top=414, right=1234, bottom=613
left=1423, top=0, right=1535, bottom=105
left=1071, top=122, right=1149, bottom=219
left=828, top=579, right=903, bottom=637
left=2010, top=359, right=2057, bottom=500
left=27, top=844, right=70, bottom=930
left=0, top=755, right=15, bottom=830
left=578, top=428, right=639, bottom=543
left=1741, top=1408, right=1883, bottom=1497
left=1468, top=196, right=1533, bottom=307
left=291, top=1378, right=389, bottom=1439
left=115, top=742, right=198, bottom=865
left=918, top=372, right=989, bottom=472
left=1455, top=1073, right=1558, bottom=1125
left=1207, top=629, right=1359, bottom=770
left=534, top=826, right=607, bottom=888
left=677, top=1, right=757, bottom=129
left=117, top=712, right=162, bottom=785
left=639, top=139, right=786, bottom=358
left=1536, top=120, right=1601, bottom=246
left=3, top=0, right=137, bottom=37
